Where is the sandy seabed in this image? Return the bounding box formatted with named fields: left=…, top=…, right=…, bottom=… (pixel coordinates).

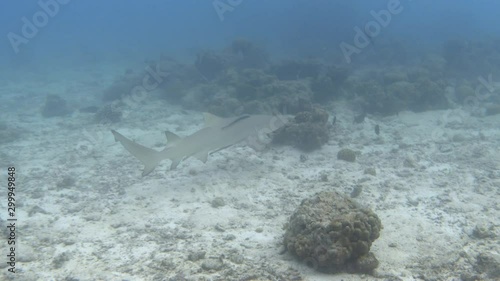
left=0, top=65, right=499, bottom=281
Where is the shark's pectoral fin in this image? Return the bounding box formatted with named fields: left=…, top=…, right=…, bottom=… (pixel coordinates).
left=245, top=137, right=266, bottom=151
left=170, top=159, right=181, bottom=169
left=142, top=165, right=157, bottom=177
left=194, top=150, right=209, bottom=163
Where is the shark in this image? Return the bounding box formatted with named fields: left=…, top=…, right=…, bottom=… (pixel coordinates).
left=111, top=113, right=289, bottom=176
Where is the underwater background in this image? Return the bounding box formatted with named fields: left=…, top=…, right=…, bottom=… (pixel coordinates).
left=3, top=0, right=500, bottom=66
left=0, top=0, right=499, bottom=280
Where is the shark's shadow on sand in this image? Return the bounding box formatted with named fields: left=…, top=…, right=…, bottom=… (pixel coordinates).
left=112, top=113, right=290, bottom=176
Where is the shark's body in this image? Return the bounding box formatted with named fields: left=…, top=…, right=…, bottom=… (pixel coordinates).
left=112, top=113, right=288, bottom=176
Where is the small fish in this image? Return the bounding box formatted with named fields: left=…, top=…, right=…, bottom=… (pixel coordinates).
left=375, top=124, right=380, bottom=135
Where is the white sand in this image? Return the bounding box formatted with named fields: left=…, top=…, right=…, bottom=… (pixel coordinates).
left=0, top=65, right=499, bottom=281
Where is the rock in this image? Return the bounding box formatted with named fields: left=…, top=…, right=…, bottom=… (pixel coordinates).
left=210, top=197, right=226, bottom=208
left=350, top=185, right=363, bottom=198
left=475, top=252, right=500, bottom=278
left=52, top=252, right=70, bottom=269
left=337, top=148, right=356, bottom=162
left=472, top=224, right=494, bottom=239
left=56, top=176, right=76, bottom=190
left=201, top=259, right=224, bottom=271
left=187, top=251, right=206, bottom=262
left=364, top=168, right=377, bottom=176
left=283, top=191, right=382, bottom=274
left=354, top=252, right=379, bottom=273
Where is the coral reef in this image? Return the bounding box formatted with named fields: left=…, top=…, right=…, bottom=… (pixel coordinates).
left=97, top=39, right=348, bottom=117
left=443, top=38, right=500, bottom=78
left=284, top=191, right=382, bottom=274
left=224, top=68, right=275, bottom=101
left=195, top=51, right=226, bottom=80
left=202, top=69, right=314, bottom=116
left=311, top=66, right=349, bottom=102
left=257, top=81, right=313, bottom=114
left=155, top=56, right=203, bottom=101
left=102, top=72, right=143, bottom=101
left=412, top=77, right=449, bottom=111
left=41, top=94, right=72, bottom=118
left=271, top=59, right=323, bottom=80
left=206, top=95, right=241, bottom=117
left=272, top=107, right=329, bottom=151
left=96, top=37, right=500, bottom=119
left=103, top=57, right=192, bottom=102
left=229, top=38, right=268, bottom=69
left=349, top=66, right=449, bottom=115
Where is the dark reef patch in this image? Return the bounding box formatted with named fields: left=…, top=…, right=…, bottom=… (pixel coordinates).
left=41, top=94, right=72, bottom=118
left=272, top=107, right=329, bottom=151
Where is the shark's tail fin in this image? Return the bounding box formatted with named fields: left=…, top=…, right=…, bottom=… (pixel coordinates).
left=111, top=130, right=163, bottom=176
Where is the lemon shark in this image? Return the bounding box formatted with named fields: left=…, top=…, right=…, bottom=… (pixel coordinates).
left=111, top=113, right=289, bottom=176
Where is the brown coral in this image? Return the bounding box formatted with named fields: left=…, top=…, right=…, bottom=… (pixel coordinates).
left=284, top=191, right=382, bottom=274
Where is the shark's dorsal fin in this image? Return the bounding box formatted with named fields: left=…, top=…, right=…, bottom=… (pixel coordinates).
left=221, top=115, right=250, bottom=130
left=165, top=131, right=181, bottom=145
left=170, top=159, right=181, bottom=169
left=203, top=112, right=224, bottom=127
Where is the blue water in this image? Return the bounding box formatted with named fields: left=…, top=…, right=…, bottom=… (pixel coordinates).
left=2, top=0, right=500, bottom=67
